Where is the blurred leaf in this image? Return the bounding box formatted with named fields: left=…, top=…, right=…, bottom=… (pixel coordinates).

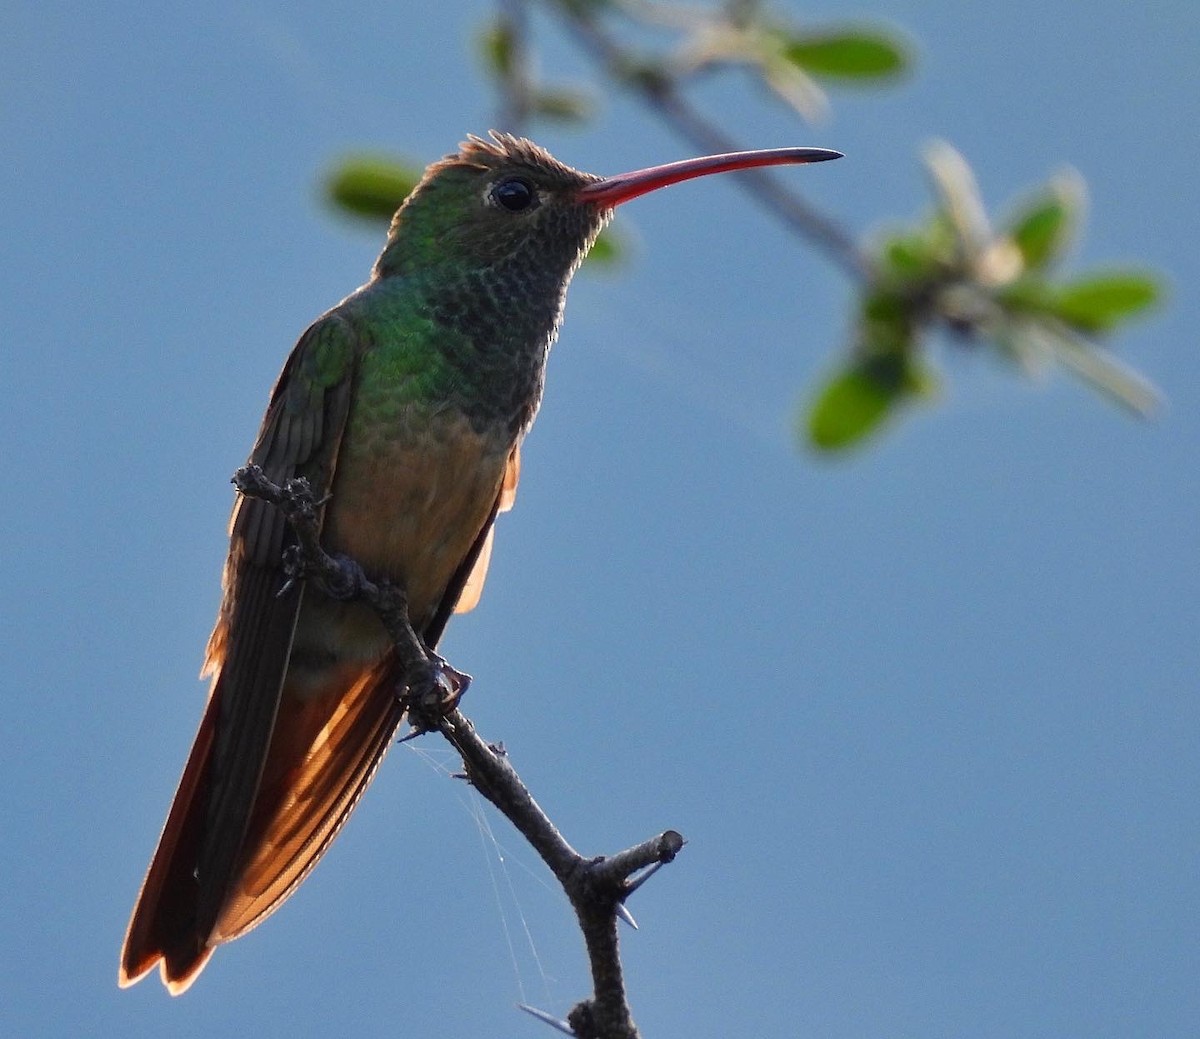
left=584, top=226, right=624, bottom=267
left=993, top=324, right=1052, bottom=378
left=782, top=27, right=909, bottom=81
left=1023, top=320, right=1161, bottom=416
left=996, top=275, right=1055, bottom=316
left=807, top=357, right=923, bottom=450
left=807, top=314, right=934, bottom=450
left=531, top=87, right=595, bottom=124
left=807, top=366, right=898, bottom=449
left=1011, top=204, right=1065, bottom=268
left=478, top=18, right=516, bottom=77
left=860, top=290, right=916, bottom=353
left=761, top=55, right=829, bottom=122
left=1052, top=272, right=1161, bottom=332
left=923, top=140, right=990, bottom=258
left=558, top=0, right=613, bottom=13
left=326, top=156, right=420, bottom=222
left=877, top=230, right=939, bottom=281
left=923, top=211, right=960, bottom=265
left=1005, top=170, right=1084, bottom=270
left=617, top=57, right=671, bottom=92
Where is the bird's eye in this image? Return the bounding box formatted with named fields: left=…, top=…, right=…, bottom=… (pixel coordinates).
left=490, top=177, right=536, bottom=212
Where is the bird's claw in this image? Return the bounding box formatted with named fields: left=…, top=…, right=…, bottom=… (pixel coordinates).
left=276, top=545, right=309, bottom=597
left=403, top=653, right=472, bottom=734
left=322, top=554, right=369, bottom=600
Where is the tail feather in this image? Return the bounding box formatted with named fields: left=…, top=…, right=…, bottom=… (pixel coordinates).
left=118, top=654, right=404, bottom=993
left=118, top=691, right=220, bottom=992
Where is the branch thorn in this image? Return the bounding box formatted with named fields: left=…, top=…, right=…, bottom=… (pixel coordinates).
left=518, top=1003, right=576, bottom=1036
left=615, top=902, right=639, bottom=930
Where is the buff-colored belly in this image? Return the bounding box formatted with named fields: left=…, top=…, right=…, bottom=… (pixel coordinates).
left=292, top=405, right=509, bottom=675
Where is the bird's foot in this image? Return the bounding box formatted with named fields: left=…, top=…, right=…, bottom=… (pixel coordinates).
left=321, top=553, right=370, bottom=601
left=402, top=652, right=472, bottom=735
left=278, top=547, right=367, bottom=601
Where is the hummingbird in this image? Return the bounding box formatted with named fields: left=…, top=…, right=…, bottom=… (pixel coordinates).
left=118, top=131, right=841, bottom=994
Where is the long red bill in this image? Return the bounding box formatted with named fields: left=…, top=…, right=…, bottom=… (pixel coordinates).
left=576, top=146, right=842, bottom=208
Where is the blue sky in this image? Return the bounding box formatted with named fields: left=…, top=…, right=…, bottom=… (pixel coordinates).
left=2, top=2, right=1197, bottom=1036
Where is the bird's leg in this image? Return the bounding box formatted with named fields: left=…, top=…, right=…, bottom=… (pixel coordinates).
left=234, top=466, right=470, bottom=726
left=305, top=558, right=472, bottom=724
left=357, top=577, right=470, bottom=731
left=277, top=544, right=366, bottom=600
left=294, top=552, right=471, bottom=725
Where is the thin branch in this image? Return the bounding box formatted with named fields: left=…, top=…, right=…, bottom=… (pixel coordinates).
left=438, top=709, right=684, bottom=1038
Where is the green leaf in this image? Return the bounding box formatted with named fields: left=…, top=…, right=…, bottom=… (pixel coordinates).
left=860, top=290, right=916, bottom=354
left=877, top=230, right=936, bottom=280
left=583, top=227, right=623, bottom=268
left=1053, top=272, right=1161, bottom=332
left=996, top=275, right=1056, bottom=317
left=782, top=27, right=910, bottom=81
left=326, top=157, right=420, bottom=222
left=1005, top=171, right=1083, bottom=270
left=807, top=365, right=903, bottom=450
left=477, top=18, right=516, bottom=77
left=1010, top=201, right=1068, bottom=269
left=531, top=87, right=595, bottom=124
left=807, top=294, right=937, bottom=450
left=558, top=0, right=613, bottom=13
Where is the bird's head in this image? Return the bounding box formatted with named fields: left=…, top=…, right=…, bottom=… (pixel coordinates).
left=375, top=131, right=841, bottom=284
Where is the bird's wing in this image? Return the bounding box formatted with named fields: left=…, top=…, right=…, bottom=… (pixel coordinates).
left=120, top=311, right=358, bottom=991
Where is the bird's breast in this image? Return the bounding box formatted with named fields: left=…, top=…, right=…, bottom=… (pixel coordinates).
left=320, top=401, right=512, bottom=629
